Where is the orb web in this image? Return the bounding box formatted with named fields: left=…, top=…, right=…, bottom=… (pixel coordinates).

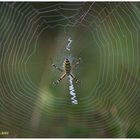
left=0, top=2, right=140, bottom=137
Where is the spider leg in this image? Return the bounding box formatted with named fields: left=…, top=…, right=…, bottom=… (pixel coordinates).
left=53, top=73, right=66, bottom=86
left=52, top=64, right=63, bottom=72
left=70, top=73, right=80, bottom=84
left=72, top=57, right=82, bottom=69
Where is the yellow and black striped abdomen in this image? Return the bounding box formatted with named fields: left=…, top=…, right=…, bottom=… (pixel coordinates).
left=64, top=59, right=71, bottom=75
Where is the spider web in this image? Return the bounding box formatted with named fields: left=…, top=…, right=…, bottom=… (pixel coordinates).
left=0, top=2, right=140, bottom=137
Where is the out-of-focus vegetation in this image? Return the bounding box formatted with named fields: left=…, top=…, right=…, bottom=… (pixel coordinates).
left=0, top=2, right=140, bottom=138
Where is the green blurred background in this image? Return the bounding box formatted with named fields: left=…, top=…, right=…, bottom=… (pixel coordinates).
left=0, top=2, right=140, bottom=138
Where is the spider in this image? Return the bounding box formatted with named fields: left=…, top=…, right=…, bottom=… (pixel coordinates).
left=52, top=57, right=81, bottom=86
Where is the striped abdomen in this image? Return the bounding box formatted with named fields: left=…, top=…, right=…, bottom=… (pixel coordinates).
left=64, top=59, right=71, bottom=75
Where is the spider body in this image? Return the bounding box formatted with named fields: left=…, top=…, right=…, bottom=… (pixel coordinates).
left=64, top=59, right=71, bottom=76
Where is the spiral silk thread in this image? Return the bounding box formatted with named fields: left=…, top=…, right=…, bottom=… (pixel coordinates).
left=68, top=75, right=78, bottom=105
left=66, top=37, right=72, bottom=51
